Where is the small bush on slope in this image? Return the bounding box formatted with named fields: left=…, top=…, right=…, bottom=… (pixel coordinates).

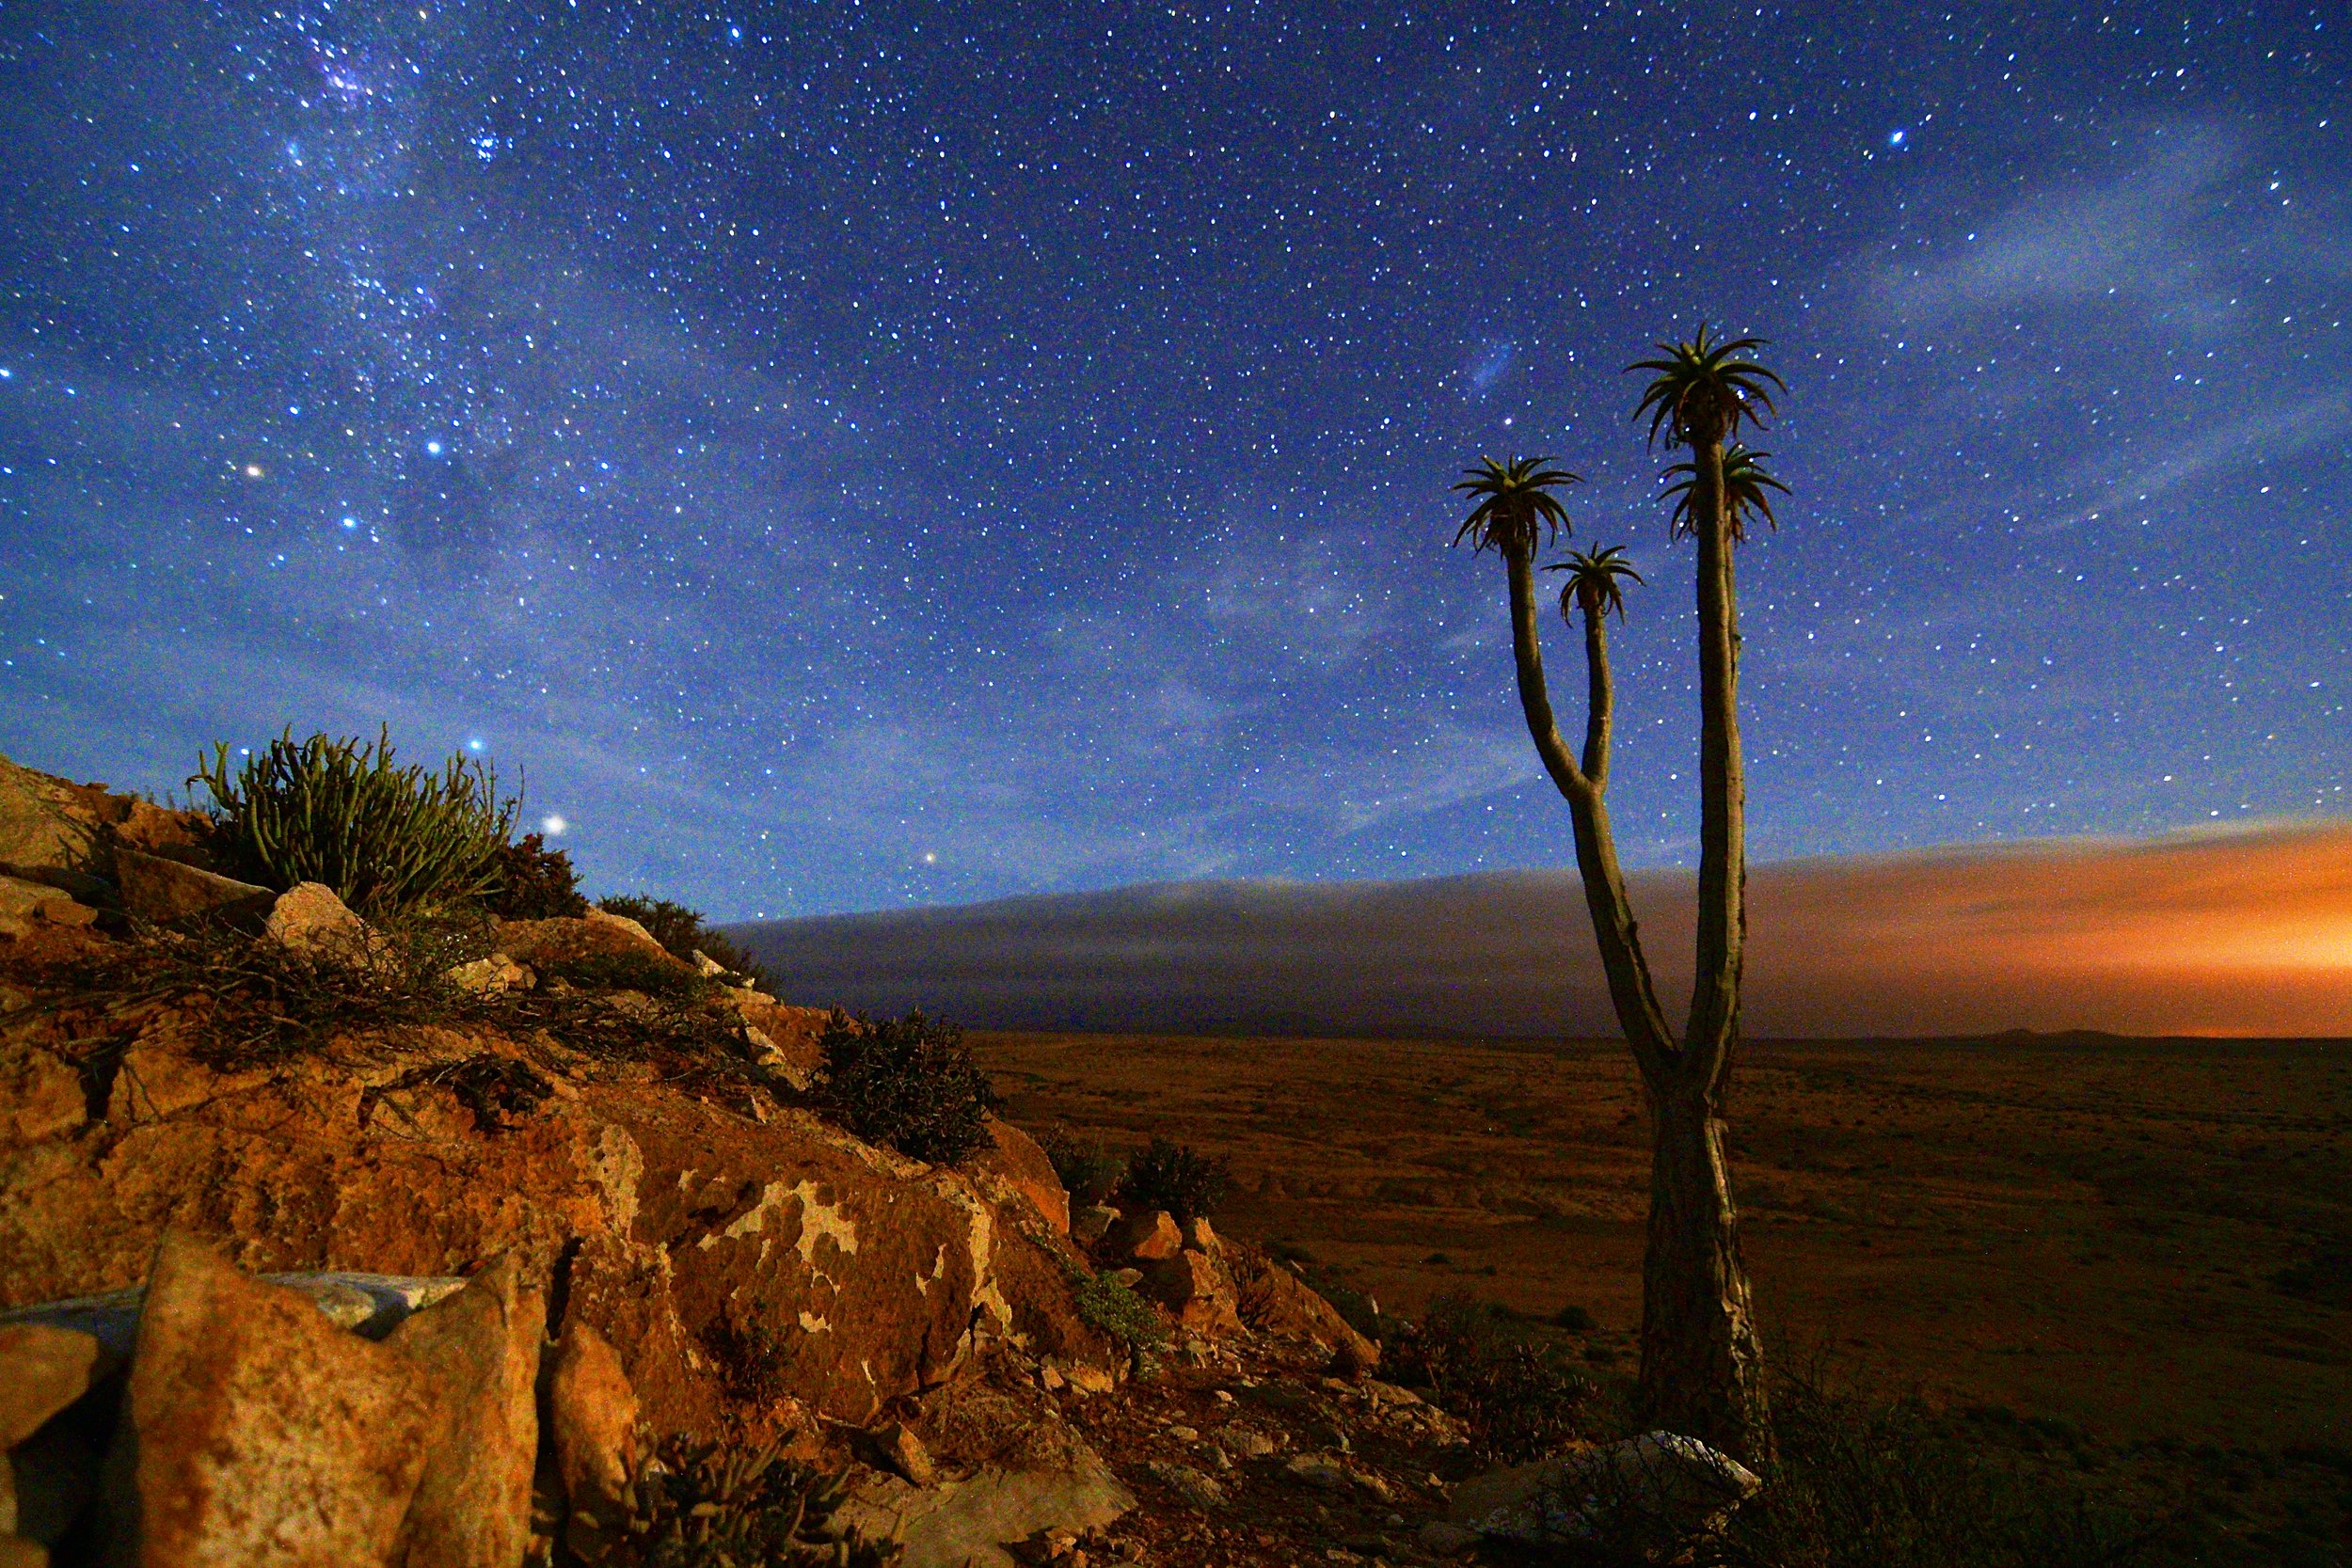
left=1036, top=1127, right=1127, bottom=1206
left=1115, top=1137, right=1232, bottom=1222
left=1385, top=1297, right=1596, bottom=1464
left=1070, top=1268, right=1166, bottom=1349
left=482, top=832, right=588, bottom=919
left=814, top=1010, right=1000, bottom=1166
left=191, top=728, right=515, bottom=917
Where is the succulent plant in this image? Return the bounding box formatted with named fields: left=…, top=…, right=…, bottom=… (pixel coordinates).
left=604, top=1437, right=898, bottom=1568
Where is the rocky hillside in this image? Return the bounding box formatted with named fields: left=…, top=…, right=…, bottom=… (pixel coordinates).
left=0, top=751, right=1756, bottom=1568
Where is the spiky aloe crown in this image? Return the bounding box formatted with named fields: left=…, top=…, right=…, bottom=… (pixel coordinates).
left=1451, top=455, right=1581, bottom=557
left=1629, top=325, right=1785, bottom=449
left=1661, top=443, right=1789, bottom=542
left=1547, top=545, right=1645, bottom=621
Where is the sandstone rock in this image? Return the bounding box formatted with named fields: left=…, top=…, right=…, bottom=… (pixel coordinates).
left=1139, top=1249, right=1241, bottom=1337
left=1, top=1048, right=86, bottom=1145
left=105, top=1043, right=273, bottom=1128
left=0, top=878, right=92, bottom=940
left=443, top=954, right=533, bottom=997
left=0, top=1323, right=108, bottom=1448
left=1063, top=1363, right=1116, bottom=1397
left=1181, top=1216, right=1217, bottom=1253
left=725, top=995, right=828, bottom=1077
left=1282, top=1452, right=1356, bottom=1493
left=838, top=1450, right=1134, bottom=1568
left=582, top=905, right=665, bottom=951
left=99, top=1232, right=437, bottom=1567
left=875, top=1420, right=936, bottom=1486
left=0, top=1536, right=46, bottom=1567
left=1216, top=1426, right=1277, bottom=1460
left=262, top=881, right=373, bottom=960
left=1449, top=1431, right=1761, bottom=1551
left=974, top=1118, right=1071, bottom=1236
left=0, top=756, right=105, bottom=897
left=1230, top=1248, right=1379, bottom=1373
left=1104, top=1210, right=1182, bottom=1263
left=491, top=912, right=690, bottom=978
left=690, top=949, right=728, bottom=977
left=548, top=1320, right=637, bottom=1510
left=1071, top=1205, right=1118, bottom=1247
left=386, top=1255, right=543, bottom=1568
left=112, top=849, right=271, bottom=925
left=112, top=800, right=208, bottom=862
left=1144, top=1459, right=1226, bottom=1511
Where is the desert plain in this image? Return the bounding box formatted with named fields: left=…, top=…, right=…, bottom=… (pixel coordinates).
left=979, top=1028, right=2352, bottom=1453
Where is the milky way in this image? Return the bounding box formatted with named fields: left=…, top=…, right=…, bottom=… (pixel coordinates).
left=0, top=4, right=2344, bottom=918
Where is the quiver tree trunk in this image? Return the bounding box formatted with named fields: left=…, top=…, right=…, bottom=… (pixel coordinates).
left=1638, top=1082, right=1772, bottom=1459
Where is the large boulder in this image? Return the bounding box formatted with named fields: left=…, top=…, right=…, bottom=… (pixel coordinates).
left=972, top=1117, right=1071, bottom=1236
left=1139, top=1248, right=1242, bottom=1337
left=96, top=1233, right=438, bottom=1567
left=491, top=912, right=692, bottom=981
left=1229, top=1247, right=1379, bottom=1373
left=384, top=1255, right=543, bottom=1568
left=262, top=883, right=373, bottom=961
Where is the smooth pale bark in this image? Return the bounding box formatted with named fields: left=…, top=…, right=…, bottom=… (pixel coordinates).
left=1490, top=437, right=1771, bottom=1461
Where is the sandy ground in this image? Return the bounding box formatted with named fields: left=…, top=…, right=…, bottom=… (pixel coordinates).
left=976, top=1030, right=2352, bottom=1450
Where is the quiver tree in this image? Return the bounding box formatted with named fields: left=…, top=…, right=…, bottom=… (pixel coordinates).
left=1449, top=326, right=1787, bottom=1461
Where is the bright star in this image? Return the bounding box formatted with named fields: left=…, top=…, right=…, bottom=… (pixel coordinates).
left=541, top=814, right=567, bottom=836
left=425, top=439, right=444, bottom=456
left=1888, top=129, right=1908, bottom=148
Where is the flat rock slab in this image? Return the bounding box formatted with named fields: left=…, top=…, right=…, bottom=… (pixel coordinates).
left=0, top=1273, right=468, bottom=1359
left=839, top=1452, right=1134, bottom=1568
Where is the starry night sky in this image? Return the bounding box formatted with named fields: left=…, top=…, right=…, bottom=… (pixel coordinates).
left=0, top=4, right=2344, bottom=920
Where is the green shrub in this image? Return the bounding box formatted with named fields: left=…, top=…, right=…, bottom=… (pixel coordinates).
left=1071, top=1268, right=1166, bottom=1349
left=598, top=895, right=772, bottom=990
left=1553, top=1303, right=1597, bottom=1332
left=1386, top=1297, right=1595, bottom=1463
left=815, top=1010, right=1000, bottom=1165
left=1036, top=1127, right=1127, bottom=1205
left=191, top=728, right=515, bottom=917
left=483, top=832, right=587, bottom=919
left=1115, top=1137, right=1232, bottom=1222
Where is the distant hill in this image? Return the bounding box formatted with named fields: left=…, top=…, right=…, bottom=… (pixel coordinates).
left=730, top=821, right=2352, bottom=1039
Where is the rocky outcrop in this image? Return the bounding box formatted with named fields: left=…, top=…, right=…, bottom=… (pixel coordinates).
left=1, top=1012, right=1108, bottom=1441
left=1228, top=1245, right=1380, bottom=1374
left=0, top=754, right=208, bottom=906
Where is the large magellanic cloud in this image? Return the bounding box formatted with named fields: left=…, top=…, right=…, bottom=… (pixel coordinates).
left=731, top=821, right=2352, bottom=1039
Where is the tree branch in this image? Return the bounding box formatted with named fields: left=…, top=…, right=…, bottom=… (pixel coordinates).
left=1503, top=545, right=1591, bottom=803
